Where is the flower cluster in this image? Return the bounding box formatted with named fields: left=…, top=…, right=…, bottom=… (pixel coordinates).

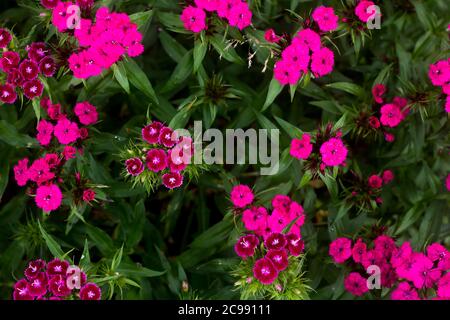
left=13, top=258, right=101, bottom=300
left=371, top=84, right=410, bottom=129
left=39, top=2, right=144, bottom=78
left=13, top=99, right=99, bottom=212
left=230, top=185, right=306, bottom=285
left=181, top=0, right=252, bottom=33
left=329, top=235, right=450, bottom=300
left=272, top=6, right=339, bottom=85
left=428, top=58, right=450, bottom=113
left=290, top=125, right=348, bottom=172
left=124, top=121, right=194, bottom=190
left=0, top=31, right=56, bottom=104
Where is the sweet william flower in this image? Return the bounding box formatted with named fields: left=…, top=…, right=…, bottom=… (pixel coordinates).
left=320, top=138, right=348, bottom=167
left=234, top=234, right=259, bottom=259
left=368, top=175, right=382, bottom=189
left=372, top=84, right=386, bottom=104
left=0, top=83, right=17, bottom=104
left=22, top=79, right=44, bottom=99
left=352, top=238, right=367, bottom=263
left=48, top=275, right=72, bottom=297
left=35, top=184, right=63, bottom=212
left=311, top=47, right=335, bottom=77
left=368, top=116, right=380, bottom=129
left=264, top=29, right=281, bottom=43
left=40, top=0, right=59, bottom=9
left=28, top=159, right=55, bottom=184
left=28, top=272, right=48, bottom=297
left=25, top=259, right=46, bottom=280
left=13, top=279, right=33, bottom=300
left=273, top=59, right=301, bottom=85
left=227, top=2, right=252, bottom=30
left=391, top=282, right=420, bottom=300
left=74, top=102, right=98, bottom=125
left=27, top=42, right=49, bottom=63
left=36, top=120, right=54, bottom=146
left=294, top=28, right=322, bottom=52
left=286, top=234, right=304, bottom=256
left=159, top=127, right=177, bottom=148
left=0, top=51, right=21, bottom=72
left=355, top=1, right=375, bottom=23
left=0, top=28, right=12, bottom=48
left=312, top=6, right=339, bottom=32
left=230, top=184, right=254, bottom=208
left=428, top=60, right=450, bottom=86
left=242, top=206, right=268, bottom=231
left=79, top=283, right=102, bottom=300
left=14, top=158, right=29, bottom=187
left=380, top=103, right=403, bottom=128
left=265, top=233, right=287, bottom=250
left=125, top=158, right=145, bottom=176
left=194, top=0, right=220, bottom=12
left=54, top=118, right=80, bottom=145
left=180, top=6, right=207, bottom=33
left=82, top=189, right=96, bottom=202
left=162, top=172, right=184, bottom=189
left=344, top=272, right=369, bottom=296
left=47, top=258, right=69, bottom=277
left=51, top=1, right=72, bottom=32
left=142, top=121, right=163, bottom=144
left=266, top=249, right=289, bottom=271
left=281, top=43, right=310, bottom=72
left=146, top=149, right=168, bottom=172
left=7, top=68, right=24, bottom=87
left=38, top=56, right=57, bottom=77
left=290, top=134, right=313, bottom=160
left=382, top=170, right=394, bottom=184
left=253, top=258, right=278, bottom=285
left=63, top=146, right=77, bottom=160
left=410, top=254, right=441, bottom=289
left=329, top=237, right=352, bottom=264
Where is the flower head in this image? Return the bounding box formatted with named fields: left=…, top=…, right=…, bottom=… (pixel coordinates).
left=311, top=47, right=335, bottom=77
left=35, top=184, right=63, bottom=212
left=234, top=234, right=259, bottom=259
left=142, top=122, right=163, bottom=144
left=266, top=249, right=289, bottom=271
left=253, top=258, right=278, bottom=285
left=312, top=6, right=339, bottom=32
left=0, top=83, right=17, bottom=104
left=320, top=138, right=348, bottom=167
left=344, top=272, right=369, bottom=296
left=227, top=2, right=252, bottom=30
left=368, top=175, right=382, bottom=189
left=230, top=184, right=254, bottom=208
left=37, top=120, right=54, bottom=146
left=146, top=149, right=168, bottom=172
left=329, top=237, right=352, bottom=264
left=54, top=118, right=80, bottom=145
left=74, top=102, right=98, bottom=125
left=0, top=28, right=12, bottom=48
left=180, top=6, right=207, bottom=33
left=380, top=104, right=403, bottom=128
left=125, top=158, right=144, bottom=176
left=80, top=283, right=102, bottom=300
left=162, top=172, right=184, bottom=189
left=290, top=134, right=313, bottom=160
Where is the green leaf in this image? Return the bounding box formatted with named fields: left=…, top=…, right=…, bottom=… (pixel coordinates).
left=113, top=62, right=130, bottom=94
left=123, top=58, right=159, bottom=104
left=326, top=82, right=364, bottom=98
left=193, top=36, right=208, bottom=73
left=161, top=51, right=194, bottom=94
left=274, top=116, right=303, bottom=139
left=209, top=34, right=244, bottom=64
left=262, top=78, right=284, bottom=111
left=32, top=99, right=41, bottom=122
left=38, top=220, right=65, bottom=260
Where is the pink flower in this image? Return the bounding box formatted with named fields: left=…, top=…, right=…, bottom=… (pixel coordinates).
left=427, top=243, right=450, bottom=270
left=47, top=103, right=63, bottom=120
left=264, top=29, right=281, bottom=43
left=51, top=1, right=72, bottom=32
left=13, top=279, right=33, bottom=300
left=168, top=149, right=188, bottom=172
left=142, top=121, right=163, bottom=144
left=253, top=258, right=278, bottom=285
left=227, top=2, right=252, bottom=30
left=382, top=170, right=394, bottom=184
left=311, top=47, right=335, bottom=77
left=24, top=259, right=46, bottom=280
left=28, top=159, right=55, bottom=184
left=329, top=237, right=352, bottom=264
left=234, top=234, right=259, bottom=259
left=0, top=83, right=17, bottom=104
left=368, top=116, right=380, bottom=129
left=391, top=241, right=412, bottom=268
left=125, top=158, right=144, bottom=176
left=437, top=273, right=450, bottom=299
left=428, top=60, right=450, bottom=86
left=54, top=118, right=80, bottom=145
left=74, top=101, right=98, bottom=125
left=38, top=56, right=57, bottom=77
left=76, top=0, right=94, bottom=9
left=82, top=189, right=96, bottom=202
left=19, top=59, right=39, bottom=81
left=14, top=158, right=29, bottom=186
left=146, top=149, right=168, bottom=172
left=374, top=235, right=396, bottom=257
left=22, top=79, right=44, bottom=99
left=320, top=138, right=348, bottom=167
left=344, top=272, right=368, bottom=296
left=216, top=0, right=241, bottom=18
left=355, top=1, right=375, bottom=23
left=294, top=28, right=322, bottom=52
left=352, top=238, right=367, bottom=263
left=180, top=6, right=207, bottom=33
left=28, top=42, right=50, bottom=62
left=63, top=146, right=77, bottom=160
left=37, top=120, right=54, bottom=146
left=35, top=184, right=63, bottom=212
left=286, top=234, right=304, bottom=256
left=47, top=258, right=69, bottom=277
left=368, top=175, right=382, bottom=189
left=273, top=59, right=301, bottom=85
left=158, top=127, right=176, bottom=148
left=290, top=134, right=313, bottom=160
left=162, top=172, right=184, bottom=189
left=384, top=132, right=395, bottom=142
left=380, top=103, right=403, bottom=128
left=393, top=96, right=408, bottom=108
left=372, top=84, right=386, bottom=104
left=242, top=206, right=268, bottom=231
left=45, top=153, right=60, bottom=168
left=40, top=0, right=59, bottom=9
left=268, top=209, right=289, bottom=233
left=312, top=6, right=339, bottom=32
left=0, top=51, right=20, bottom=72
left=391, top=282, right=420, bottom=300
left=264, top=233, right=287, bottom=250
left=80, top=283, right=102, bottom=300
left=410, top=254, right=441, bottom=289
left=194, top=0, right=219, bottom=11
left=281, top=43, right=310, bottom=72
left=230, top=184, right=254, bottom=208
left=266, top=249, right=289, bottom=271
left=0, top=28, right=12, bottom=48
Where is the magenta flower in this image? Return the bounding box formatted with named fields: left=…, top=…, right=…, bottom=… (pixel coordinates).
left=428, top=60, right=450, bottom=86
left=426, top=243, right=450, bottom=270
left=329, top=237, right=352, bottom=264
left=0, top=83, right=17, bottom=104
left=159, top=127, right=177, bottom=148
left=253, top=258, right=279, bottom=285
left=351, top=238, right=367, bottom=263
left=344, top=272, right=369, bottom=296
left=380, top=103, right=403, bottom=128
left=82, top=189, right=96, bottom=202
left=35, top=184, right=63, bottom=212
left=19, top=59, right=39, bottom=80
left=390, top=241, right=412, bottom=268
left=391, top=282, right=420, bottom=300
left=264, top=29, right=281, bottom=43
left=355, top=1, right=375, bottom=23
left=28, top=272, right=48, bottom=297
left=13, top=279, right=33, bottom=300
left=290, top=134, right=313, bottom=160
left=234, top=234, right=259, bottom=259
left=194, top=0, right=219, bottom=11
left=168, top=149, right=188, bottom=172
left=180, top=6, right=207, bottom=33
left=227, top=2, right=253, bottom=30
left=40, top=0, right=59, bottom=9
left=311, top=47, right=335, bottom=77
left=51, top=1, right=72, bottom=32
left=125, top=158, right=145, bottom=176
left=264, top=233, right=287, bottom=250
left=0, top=28, right=12, bottom=48
left=274, top=59, right=301, bottom=85
left=54, top=118, right=80, bottom=145
left=286, top=234, right=304, bottom=256
left=0, top=51, right=20, bottom=72
left=242, top=206, right=268, bottom=231
left=217, top=0, right=241, bottom=18
left=281, top=43, right=310, bottom=72
left=374, top=235, right=396, bottom=258
left=266, top=249, right=289, bottom=271
left=27, top=42, right=49, bottom=62
left=38, top=56, right=57, bottom=77
left=312, top=6, right=339, bottom=32
left=372, top=84, right=386, bottom=104
left=47, top=258, right=70, bottom=277
left=74, top=101, right=98, bottom=125
left=7, top=68, right=24, bottom=87
left=437, top=273, right=450, bottom=299
left=36, top=120, right=54, bottom=146
left=409, top=254, right=441, bottom=289
left=382, top=170, right=394, bottom=184
left=146, top=149, right=168, bottom=172
left=320, top=138, right=348, bottom=167
left=28, top=159, right=55, bottom=184
left=79, top=283, right=102, bottom=300
left=22, top=79, right=44, bottom=99
left=48, top=275, right=72, bottom=297
left=162, top=172, right=184, bottom=189
left=230, top=184, right=254, bottom=208
left=63, top=146, right=77, bottom=160
left=142, top=121, right=163, bottom=144
left=294, top=28, right=322, bottom=52
left=368, top=175, right=382, bottom=189
left=25, top=259, right=46, bottom=280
